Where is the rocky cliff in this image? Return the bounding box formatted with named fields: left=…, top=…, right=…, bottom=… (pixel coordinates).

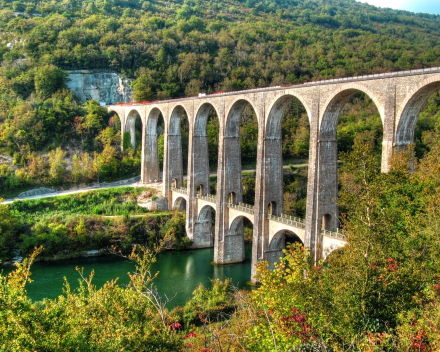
left=67, top=70, right=132, bottom=105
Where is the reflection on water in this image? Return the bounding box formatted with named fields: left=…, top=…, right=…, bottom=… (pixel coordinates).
left=3, top=244, right=253, bottom=308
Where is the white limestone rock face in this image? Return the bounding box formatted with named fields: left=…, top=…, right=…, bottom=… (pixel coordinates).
left=67, top=70, right=133, bottom=105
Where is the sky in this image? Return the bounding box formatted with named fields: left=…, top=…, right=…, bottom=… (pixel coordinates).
left=357, top=0, right=440, bottom=15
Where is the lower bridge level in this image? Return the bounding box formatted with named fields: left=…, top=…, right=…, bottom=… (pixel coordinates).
left=171, top=188, right=346, bottom=280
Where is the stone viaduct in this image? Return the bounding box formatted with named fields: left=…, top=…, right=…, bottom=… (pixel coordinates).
left=108, top=67, right=440, bottom=281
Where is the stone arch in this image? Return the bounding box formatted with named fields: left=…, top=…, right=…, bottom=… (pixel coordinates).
left=269, top=229, right=303, bottom=250
left=173, top=196, right=187, bottom=211
left=396, top=75, right=440, bottom=148
left=230, top=213, right=254, bottom=229
left=143, top=107, right=164, bottom=183
left=107, top=109, right=124, bottom=127
left=265, top=93, right=312, bottom=130
left=169, top=105, right=189, bottom=135
left=107, top=109, right=124, bottom=149
left=225, top=98, right=259, bottom=138
left=191, top=102, right=221, bottom=197
left=266, top=229, right=303, bottom=269
left=198, top=204, right=216, bottom=220
left=223, top=98, right=260, bottom=207
left=318, top=84, right=384, bottom=233
left=195, top=204, right=216, bottom=247
left=167, top=105, right=190, bottom=192
left=125, top=109, right=143, bottom=149
left=225, top=214, right=253, bottom=264
left=320, top=84, right=385, bottom=138
left=194, top=102, right=221, bottom=137
left=264, top=94, right=312, bottom=217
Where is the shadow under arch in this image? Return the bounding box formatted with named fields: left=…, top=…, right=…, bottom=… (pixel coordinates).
left=173, top=196, right=187, bottom=211
left=225, top=214, right=254, bottom=264
left=396, top=79, right=440, bottom=149
left=192, top=102, right=221, bottom=197
left=265, top=94, right=312, bottom=218
left=144, top=107, right=165, bottom=183
left=125, top=109, right=143, bottom=150
left=194, top=204, right=216, bottom=248
left=167, top=105, right=190, bottom=192
left=267, top=229, right=304, bottom=269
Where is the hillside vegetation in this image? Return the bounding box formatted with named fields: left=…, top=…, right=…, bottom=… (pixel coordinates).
left=1, top=0, right=440, bottom=196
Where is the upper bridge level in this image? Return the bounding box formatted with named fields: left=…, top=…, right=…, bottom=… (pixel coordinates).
left=108, top=67, right=440, bottom=281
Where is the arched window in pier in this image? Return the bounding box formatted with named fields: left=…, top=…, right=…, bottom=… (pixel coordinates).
left=322, top=214, right=332, bottom=231
left=268, top=201, right=277, bottom=216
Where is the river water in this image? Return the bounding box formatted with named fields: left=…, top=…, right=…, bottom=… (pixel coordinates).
left=4, top=245, right=253, bottom=308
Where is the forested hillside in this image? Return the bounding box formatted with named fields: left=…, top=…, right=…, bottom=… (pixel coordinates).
left=1, top=0, right=440, bottom=196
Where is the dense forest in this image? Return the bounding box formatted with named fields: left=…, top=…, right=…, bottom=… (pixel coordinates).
left=1, top=0, right=440, bottom=196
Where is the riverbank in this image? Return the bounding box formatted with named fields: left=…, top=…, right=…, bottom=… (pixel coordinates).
left=0, top=187, right=191, bottom=264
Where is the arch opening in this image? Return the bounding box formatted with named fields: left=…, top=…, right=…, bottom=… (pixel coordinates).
left=322, top=214, right=332, bottom=231
left=197, top=184, right=204, bottom=196
left=144, top=108, right=164, bottom=183
left=228, top=192, right=237, bottom=205
left=124, top=110, right=142, bottom=151
left=266, top=95, right=311, bottom=219
left=267, top=230, right=303, bottom=269
left=269, top=229, right=303, bottom=251
left=193, top=103, right=220, bottom=197
left=397, top=82, right=440, bottom=161
left=167, top=105, right=190, bottom=191
left=194, top=204, right=216, bottom=247
left=224, top=100, right=259, bottom=207
left=268, top=201, right=277, bottom=216
left=226, top=215, right=254, bottom=264
left=320, top=90, right=384, bottom=230
left=173, top=197, right=187, bottom=211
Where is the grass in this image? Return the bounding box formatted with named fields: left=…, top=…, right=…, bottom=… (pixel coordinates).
left=9, top=187, right=155, bottom=221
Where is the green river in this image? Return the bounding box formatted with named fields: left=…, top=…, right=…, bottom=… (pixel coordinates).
left=4, top=245, right=253, bottom=308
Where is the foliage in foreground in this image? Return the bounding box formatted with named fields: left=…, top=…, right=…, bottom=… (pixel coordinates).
left=182, top=131, right=440, bottom=351
left=2, top=129, right=440, bottom=351
left=0, top=246, right=183, bottom=351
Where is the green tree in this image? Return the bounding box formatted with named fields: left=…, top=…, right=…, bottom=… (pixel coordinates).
left=0, top=201, right=17, bottom=262
left=47, top=147, right=67, bottom=185
left=34, top=65, right=68, bottom=100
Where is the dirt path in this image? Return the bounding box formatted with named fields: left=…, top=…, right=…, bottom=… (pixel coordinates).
left=2, top=178, right=160, bottom=204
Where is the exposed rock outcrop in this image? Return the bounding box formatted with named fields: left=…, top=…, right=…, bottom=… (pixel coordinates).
left=67, top=70, right=132, bottom=105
